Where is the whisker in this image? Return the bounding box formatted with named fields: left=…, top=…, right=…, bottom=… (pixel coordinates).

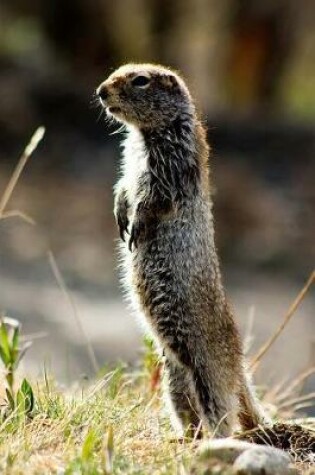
left=90, top=97, right=101, bottom=109
left=96, top=106, right=105, bottom=123
left=109, top=124, right=127, bottom=135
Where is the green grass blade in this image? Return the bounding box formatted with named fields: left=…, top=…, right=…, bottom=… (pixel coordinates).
left=0, top=323, right=11, bottom=365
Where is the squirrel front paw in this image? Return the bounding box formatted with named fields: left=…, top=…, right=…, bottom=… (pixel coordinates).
left=114, top=193, right=129, bottom=242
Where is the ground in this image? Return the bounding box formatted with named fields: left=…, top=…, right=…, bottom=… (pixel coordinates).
left=0, top=351, right=314, bottom=475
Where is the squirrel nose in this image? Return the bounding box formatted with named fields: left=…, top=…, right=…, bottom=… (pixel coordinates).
left=97, top=85, right=108, bottom=101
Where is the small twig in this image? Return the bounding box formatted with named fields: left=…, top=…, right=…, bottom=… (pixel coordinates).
left=250, top=270, right=315, bottom=372
left=47, top=249, right=99, bottom=374
left=0, top=127, right=45, bottom=217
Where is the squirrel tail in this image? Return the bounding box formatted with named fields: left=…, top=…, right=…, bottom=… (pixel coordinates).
left=237, top=369, right=315, bottom=463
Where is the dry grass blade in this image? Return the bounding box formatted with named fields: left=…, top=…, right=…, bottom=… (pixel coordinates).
left=264, top=367, right=315, bottom=411
left=0, top=209, right=36, bottom=224
left=47, top=249, right=99, bottom=374
left=289, top=402, right=314, bottom=412
left=275, top=366, right=315, bottom=404
left=250, top=270, right=315, bottom=372
left=277, top=392, right=315, bottom=410
left=263, top=375, right=291, bottom=404
left=0, top=126, right=45, bottom=218
left=21, top=331, right=48, bottom=342
left=243, top=305, right=256, bottom=355
left=288, top=417, right=315, bottom=428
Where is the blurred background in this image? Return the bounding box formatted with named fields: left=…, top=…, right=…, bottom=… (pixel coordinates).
left=0, top=0, right=314, bottom=398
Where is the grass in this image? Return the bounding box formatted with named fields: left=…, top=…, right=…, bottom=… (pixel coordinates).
left=0, top=305, right=313, bottom=475
left=0, top=358, right=197, bottom=474
left=0, top=129, right=314, bottom=474
left=0, top=355, right=314, bottom=474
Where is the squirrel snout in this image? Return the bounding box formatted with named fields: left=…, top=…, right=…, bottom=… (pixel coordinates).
left=97, top=84, right=109, bottom=101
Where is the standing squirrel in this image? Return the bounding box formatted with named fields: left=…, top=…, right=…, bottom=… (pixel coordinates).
left=96, top=63, right=268, bottom=437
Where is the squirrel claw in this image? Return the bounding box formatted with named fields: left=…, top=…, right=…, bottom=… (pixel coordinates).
left=128, top=236, right=134, bottom=252
left=117, top=214, right=129, bottom=243
left=128, top=227, right=138, bottom=252
left=119, top=227, right=125, bottom=242
left=128, top=218, right=144, bottom=252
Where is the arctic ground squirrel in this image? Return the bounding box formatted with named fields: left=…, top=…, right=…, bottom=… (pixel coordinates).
left=96, top=63, right=268, bottom=437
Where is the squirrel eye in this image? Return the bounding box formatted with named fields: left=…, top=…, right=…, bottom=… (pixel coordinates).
left=131, top=75, right=150, bottom=87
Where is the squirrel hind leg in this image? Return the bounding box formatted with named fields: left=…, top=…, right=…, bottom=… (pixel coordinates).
left=192, top=366, right=238, bottom=438
left=163, top=357, right=202, bottom=439
left=165, top=338, right=238, bottom=438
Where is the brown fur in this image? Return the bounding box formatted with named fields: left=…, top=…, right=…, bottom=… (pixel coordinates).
left=97, top=63, right=269, bottom=437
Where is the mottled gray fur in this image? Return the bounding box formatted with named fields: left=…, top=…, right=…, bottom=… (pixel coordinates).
left=97, top=63, right=268, bottom=437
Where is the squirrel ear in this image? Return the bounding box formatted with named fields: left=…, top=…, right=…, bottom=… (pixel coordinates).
left=162, top=75, right=177, bottom=88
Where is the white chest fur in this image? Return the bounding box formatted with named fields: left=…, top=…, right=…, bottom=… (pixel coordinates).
left=120, top=126, right=148, bottom=208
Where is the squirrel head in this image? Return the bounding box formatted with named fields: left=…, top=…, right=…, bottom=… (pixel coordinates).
left=96, top=63, right=194, bottom=129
